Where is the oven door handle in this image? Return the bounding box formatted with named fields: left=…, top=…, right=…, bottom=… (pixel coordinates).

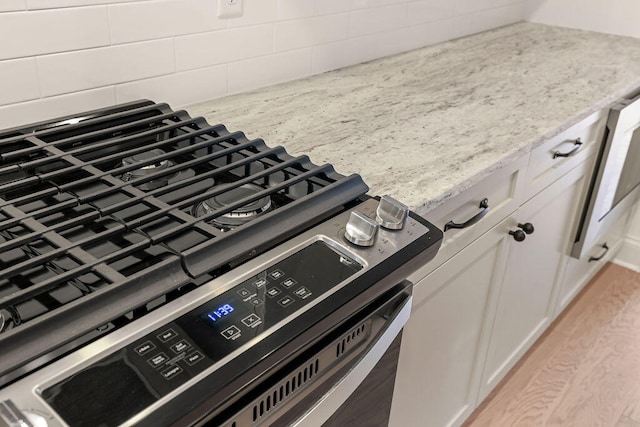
left=291, top=294, right=412, bottom=427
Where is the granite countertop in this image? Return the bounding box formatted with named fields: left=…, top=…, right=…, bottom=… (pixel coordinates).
left=188, top=22, right=640, bottom=216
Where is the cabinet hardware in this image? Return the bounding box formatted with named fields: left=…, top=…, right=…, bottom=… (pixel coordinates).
left=517, top=223, right=535, bottom=234
left=508, top=229, right=526, bottom=242
left=553, top=138, right=582, bottom=159
left=588, top=243, right=609, bottom=262
left=444, top=198, right=490, bottom=232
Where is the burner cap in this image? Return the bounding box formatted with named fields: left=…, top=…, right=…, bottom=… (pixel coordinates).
left=195, top=183, right=272, bottom=227
left=0, top=308, right=17, bottom=333
left=120, top=148, right=175, bottom=190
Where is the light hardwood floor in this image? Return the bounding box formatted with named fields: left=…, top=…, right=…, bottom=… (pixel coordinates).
left=463, top=262, right=640, bottom=427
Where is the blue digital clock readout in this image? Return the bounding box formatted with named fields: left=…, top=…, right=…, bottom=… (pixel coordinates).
left=207, top=303, right=235, bottom=322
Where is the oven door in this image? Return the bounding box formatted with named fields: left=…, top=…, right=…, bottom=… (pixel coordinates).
left=572, top=89, right=640, bottom=259
left=194, top=281, right=412, bottom=427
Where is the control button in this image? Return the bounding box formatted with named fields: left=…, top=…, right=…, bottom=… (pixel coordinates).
left=278, top=296, right=295, bottom=307
left=281, top=278, right=297, bottom=288
left=148, top=352, right=169, bottom=369
left=266, top=287, right=282, bottom=298
left=171, top=340, right=191, bottom=354
left=294, top=287, right=312, bottom=300
left=134, top=341, right=156, bottom=356
left=249, top=298, right=263, bottom=307
left=221, top=325, right=241, bottom=340
left=157, top=328, right=178, bottom=343
left=268, top=269, right=285, bottom=280
left=254, top=277, right=268, bottom=287
left=161, top=365, right=183, bottom=380
left=185, top=351, right=204, bottom=366
left=170, top=339, right=191, bottom=354
left=242, top=313, right=262, bottom=328
left=344, top=211, right=379, bottom=247
left=376, top=195, right=409, bottom=230
left=237, top=288, right=252, bottom=298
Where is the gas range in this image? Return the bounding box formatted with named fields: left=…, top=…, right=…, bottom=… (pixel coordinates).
left=0, top=100, right=442, bottom=427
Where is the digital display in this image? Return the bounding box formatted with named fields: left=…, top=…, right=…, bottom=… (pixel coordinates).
left=207, top=304, right=234, bottom=322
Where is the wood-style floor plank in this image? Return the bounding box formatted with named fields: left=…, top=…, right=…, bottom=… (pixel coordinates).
left=464, top=263, right=640, bottom=427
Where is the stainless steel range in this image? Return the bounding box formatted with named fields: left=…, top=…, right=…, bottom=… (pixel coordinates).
left=0, top=100, right=442, bottom=427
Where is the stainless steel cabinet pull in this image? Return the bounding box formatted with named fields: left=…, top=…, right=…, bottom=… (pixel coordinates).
left=588, top=243, right=609, bottom=262
left=444, top=198, right=489, bottom=232
left=553, top=138, right=583, bottom=159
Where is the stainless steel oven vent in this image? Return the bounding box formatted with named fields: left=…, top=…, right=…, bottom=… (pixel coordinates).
left=251, top=359, right=320, bottom=423
left=336, top=323, right=367, bottom=358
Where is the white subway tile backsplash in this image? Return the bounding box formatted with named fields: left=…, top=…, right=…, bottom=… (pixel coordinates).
left=228, top=0, right=277, bottom=28
left=376, top=24, right=433, bottom=58
left=228, top=49, right=312, bottom=94
left=175, top=25, right=273, bottom=72
left=0, top=87, right=115, bottom=130
left=0, top=58, right=39, bottom=106
left=349, top=5, right=407, bottom=38
left=277, top=0, right=315, bottom=20
left=108, top=0, right=222, bottom=44
left=38, top=39, right=175, bottom=97
left=26, top=0, right=141, bottom=9
left=406, top=0, right=455, bottom=26
left=0, top=0, right=25, bottom=12
left=353, top=0, right=409, bottom=8
left=315, top=0, right=355, bottom=15
left=0, top=7, right=109, bottom=60
left=455, top=0, right=516, bottom=14
left=311, top=35, right=379, bottom=74
left=470, top=2, right=525, bottom=34
left=116, top=65, right=227, bottom=108
left=275, top=14, right=349, bottom=52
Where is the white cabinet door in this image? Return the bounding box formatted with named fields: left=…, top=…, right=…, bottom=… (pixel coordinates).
left=389, top=217, right=511, bottom=427
left=479, top=163, right=588, bottom=399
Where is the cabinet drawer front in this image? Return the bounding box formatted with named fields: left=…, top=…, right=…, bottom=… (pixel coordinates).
left=409, top=155, right=527, bottom=282
left=526, top=110, right=606, bottom=199
left=556, top=208, right=632, bottom=317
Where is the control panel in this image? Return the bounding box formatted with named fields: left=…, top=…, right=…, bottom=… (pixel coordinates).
left=42, top=241, right=362, bottom=427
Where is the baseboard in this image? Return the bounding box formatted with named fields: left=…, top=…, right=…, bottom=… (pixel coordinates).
left=613, top=236, right=640, bottom=272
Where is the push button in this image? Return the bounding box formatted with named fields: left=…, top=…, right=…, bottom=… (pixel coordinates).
left=161, top=365, right=183, bottom=380
left=170, top=340, right=191, bottom=354
left=278, top=296, right=295, bottom=307
left=185, top=351, right=204, bottom=366
left=266, top=287, right=281, bottom=298
left=249, top=298, right=263, bottom=307
left=268, top=269, right=285, bottom=280
left=281, top=278, right=297, bottom=288
left=242, top=313, right=261, bottom=328
left=134, top=341, right=155, bottom=356
left=148, top=352, right=168, bottom=368
left=254, top=277, right=268, bottom=287
left=237, top=288, right=252, bottom=298
left=157, top=328, right=178, bottom=342
left=221, top=325, right=241, bottom=340
left=294, top=287, right=312, bottom=299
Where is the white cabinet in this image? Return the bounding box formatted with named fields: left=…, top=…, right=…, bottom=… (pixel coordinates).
left=478, top=161, right=591, bottom=398
left=390, top=110, right=627, bottom=427
left=390, top=217, right=512, bottom=427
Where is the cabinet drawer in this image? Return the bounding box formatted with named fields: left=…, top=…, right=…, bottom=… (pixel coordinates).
left=555, top=207, right=632, bottom=317
left=409, top=155, right=527, bottom=282
left=525, top=110, right=606, bottom=199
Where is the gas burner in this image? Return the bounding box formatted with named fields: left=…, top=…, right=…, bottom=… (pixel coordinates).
left=120, top=148, right=177, bottom=190
left=0, top=308, right=18, bottom=334
left=193, top=183, right=272, bottom=228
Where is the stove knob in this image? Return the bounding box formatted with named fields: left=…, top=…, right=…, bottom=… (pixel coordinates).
left=345, top=211, right=378, bottom=247
left=376, top=195, right=409, bottom=230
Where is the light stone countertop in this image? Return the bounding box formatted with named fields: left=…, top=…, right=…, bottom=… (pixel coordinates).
left=188, top=22, right=640, bottom=216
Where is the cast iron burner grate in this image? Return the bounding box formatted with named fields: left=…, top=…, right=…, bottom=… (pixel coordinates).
left=0, top=100, right=368, bottom=384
